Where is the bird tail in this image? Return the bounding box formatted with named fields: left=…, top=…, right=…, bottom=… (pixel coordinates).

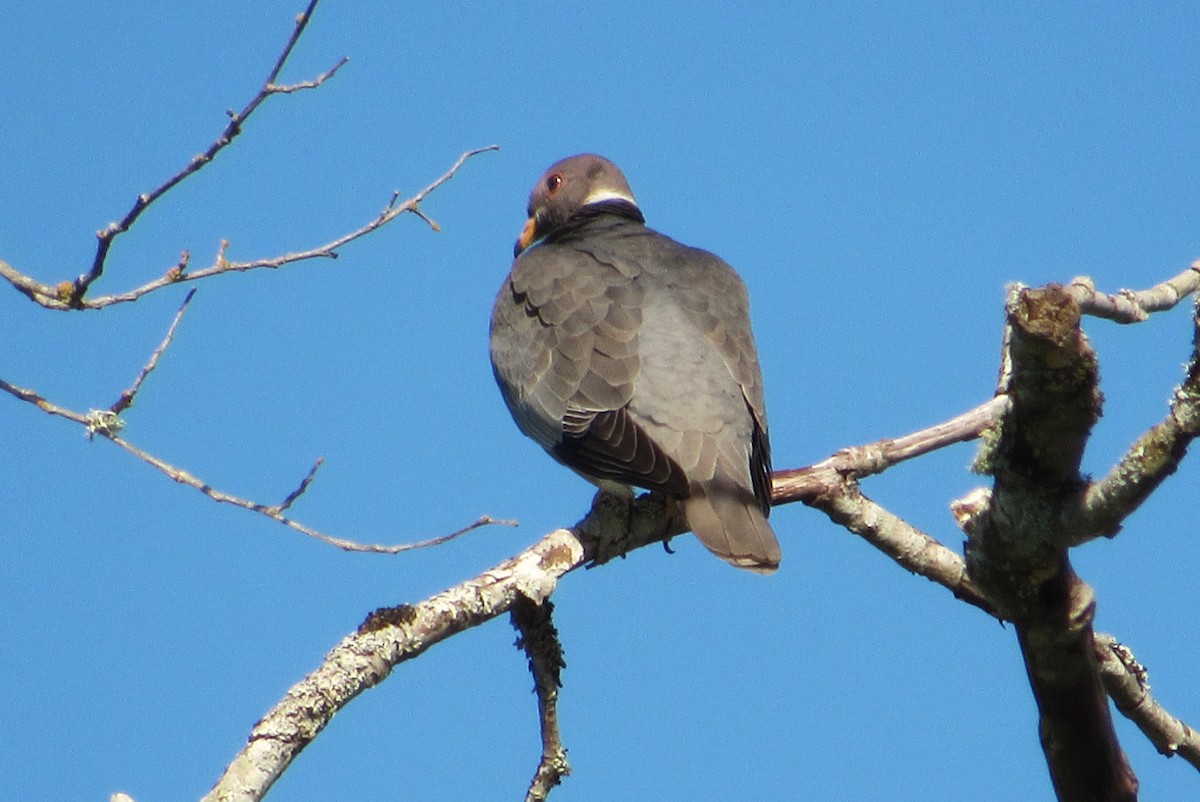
left=683, top=488, right=781, bottom=574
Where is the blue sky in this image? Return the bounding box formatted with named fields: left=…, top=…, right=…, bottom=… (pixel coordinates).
left=3, top=2, right=1199, bottom=800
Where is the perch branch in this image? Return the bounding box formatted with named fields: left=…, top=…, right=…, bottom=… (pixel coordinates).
left=201, top=528, right=585, bottom=802
left=203, top=439, right=1199, bottom=799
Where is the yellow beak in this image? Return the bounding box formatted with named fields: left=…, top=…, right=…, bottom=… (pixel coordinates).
left=514, top=216, right=539, bottom=257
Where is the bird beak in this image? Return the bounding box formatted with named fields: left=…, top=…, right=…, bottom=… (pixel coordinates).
left=514, top=215, right=539, bottom=257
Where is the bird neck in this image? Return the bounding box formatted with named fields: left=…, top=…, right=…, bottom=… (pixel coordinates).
left=569, top=199, right=645, bottom=228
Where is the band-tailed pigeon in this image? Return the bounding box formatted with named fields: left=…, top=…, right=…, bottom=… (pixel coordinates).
left=490, top=154, right=780, bottom=573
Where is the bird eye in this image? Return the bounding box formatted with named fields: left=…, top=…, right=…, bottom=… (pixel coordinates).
left=545, top=173, right=564, bottom=194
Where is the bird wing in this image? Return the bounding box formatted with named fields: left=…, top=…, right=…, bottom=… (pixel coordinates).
left=630, top=237, right=773, bottom=514
left=489, top=243, right=690, bottom=495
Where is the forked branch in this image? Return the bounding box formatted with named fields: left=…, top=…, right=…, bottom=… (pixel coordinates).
left=0, top=291, right=514, bottom=555
left=74, top=0, right=340, bottom=304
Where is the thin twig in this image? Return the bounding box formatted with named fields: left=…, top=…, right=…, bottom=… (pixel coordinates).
left=110, top=288, right=197, bottom=414
left=512, top=596, right=571, bottom=802
left=1094, top=634, right=1200, bottom=771
left=771, top=395, right=1010, bottom=502
left=111, top=427, right=516, bottom=554
left=1068, top=262, right=1200, bottom=323
left=0, top=373, right=515, bottom=554
left=0, top=378, right=90, bottom=427
left=271, top=458, right=324, bottom=514
left=71, top=0, right=338, bottom=305
left=267, top=55, right=349, bottom=94
left=8, top=146, right=498, bottom=311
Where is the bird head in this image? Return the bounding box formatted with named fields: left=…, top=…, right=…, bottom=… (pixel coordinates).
left=514, top=154, right=639, bottom=257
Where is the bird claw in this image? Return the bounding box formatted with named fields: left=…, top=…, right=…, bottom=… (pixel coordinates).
left=578, top=489, right=641, bottom=567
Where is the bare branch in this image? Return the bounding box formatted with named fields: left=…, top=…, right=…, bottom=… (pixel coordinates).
left=0, top=373, right=515, bottom=556
left=109, top=288, right=197, bottom=415
left=102, top=420, right=517, bottom=552
left=809, top=479, right=998, bottom=616
left=1094, top=634, right=1200, bottom=772
left=71, top=0, right=337, bottom=305
left=267, top=55, right=349, bottom=94
left=1068, top=261, right=1200, bottom=323
left=201, top=529, right=584, bottom=802
left=966, top=283, right=1137, bottom=800
left=271, top=457, right=324, bottom=514
left=0, top=259, right=62, bottom=305
left=1071, top=297, right=1200, bottom=541
left=12, top=146, right=498, bottom=310
left=0, top=8, right=500, bottom=312
left=772, top=395, right=1009, bottom=500
left=512, top=596, right=571, bottom=802
left=0, top=378, right=91, bottom=427
left=196, top=459, right=1192, bottom=800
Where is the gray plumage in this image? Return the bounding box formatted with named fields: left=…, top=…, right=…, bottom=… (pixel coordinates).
left=490, top=154, right=780, bottom=573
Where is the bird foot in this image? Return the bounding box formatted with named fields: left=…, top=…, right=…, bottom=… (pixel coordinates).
left=580, top=489, right=635, bottom=567
left=579, top=490, right=677, bottom=567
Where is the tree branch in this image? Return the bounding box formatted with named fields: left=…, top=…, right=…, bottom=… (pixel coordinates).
left=1070, top=295, right=1200, bottom=540
left=1, top=302, right=514, bottom=556
left=1067, top=261, right=1200, bottom=323
left=807, top=479, right=998, bottom=616
left=109, top=288, right=197, bottom=415
left=1, top=146, right=498, bottom=310
left=71, top=0, right=339, bottom=305
left=773, top=395, right=1010, bottom=497
left=512, top=596, right=571, bottom=802
left=1094, top=633, right=1200, bottom=771
left=201, top=529, right=585, bottom=802
left=966, top=283, right=1137, bottom=801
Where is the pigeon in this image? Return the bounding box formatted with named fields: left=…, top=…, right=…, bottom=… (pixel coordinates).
left=490, top=154, right=780, bottom=573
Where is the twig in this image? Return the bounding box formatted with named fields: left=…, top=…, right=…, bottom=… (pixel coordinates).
left=512, top=596, right=571, bottom=802
left=1094, top=634, right=1200, bottom=771
left=267, top=56, right=349, bottom=94
left=202, top=529, right=583, bottom=802
left=3, top=146, right=498, bottom=311
left=1068, top=261, right=1200, bottom=323
left=110, top=288, right=197, bottom=415
left=0, top=372, right=515, bottom=554
left=272, top=458, right=324, bottom=514
left=1071, top=296, right=1200, bottom=541
left=772, top=395, right=1010, bottom=499
left=0, top=378, right=91, bottom=427
left=114, top=426, right=515, bottom=553
left=70, top=0, right=338, bottom=305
